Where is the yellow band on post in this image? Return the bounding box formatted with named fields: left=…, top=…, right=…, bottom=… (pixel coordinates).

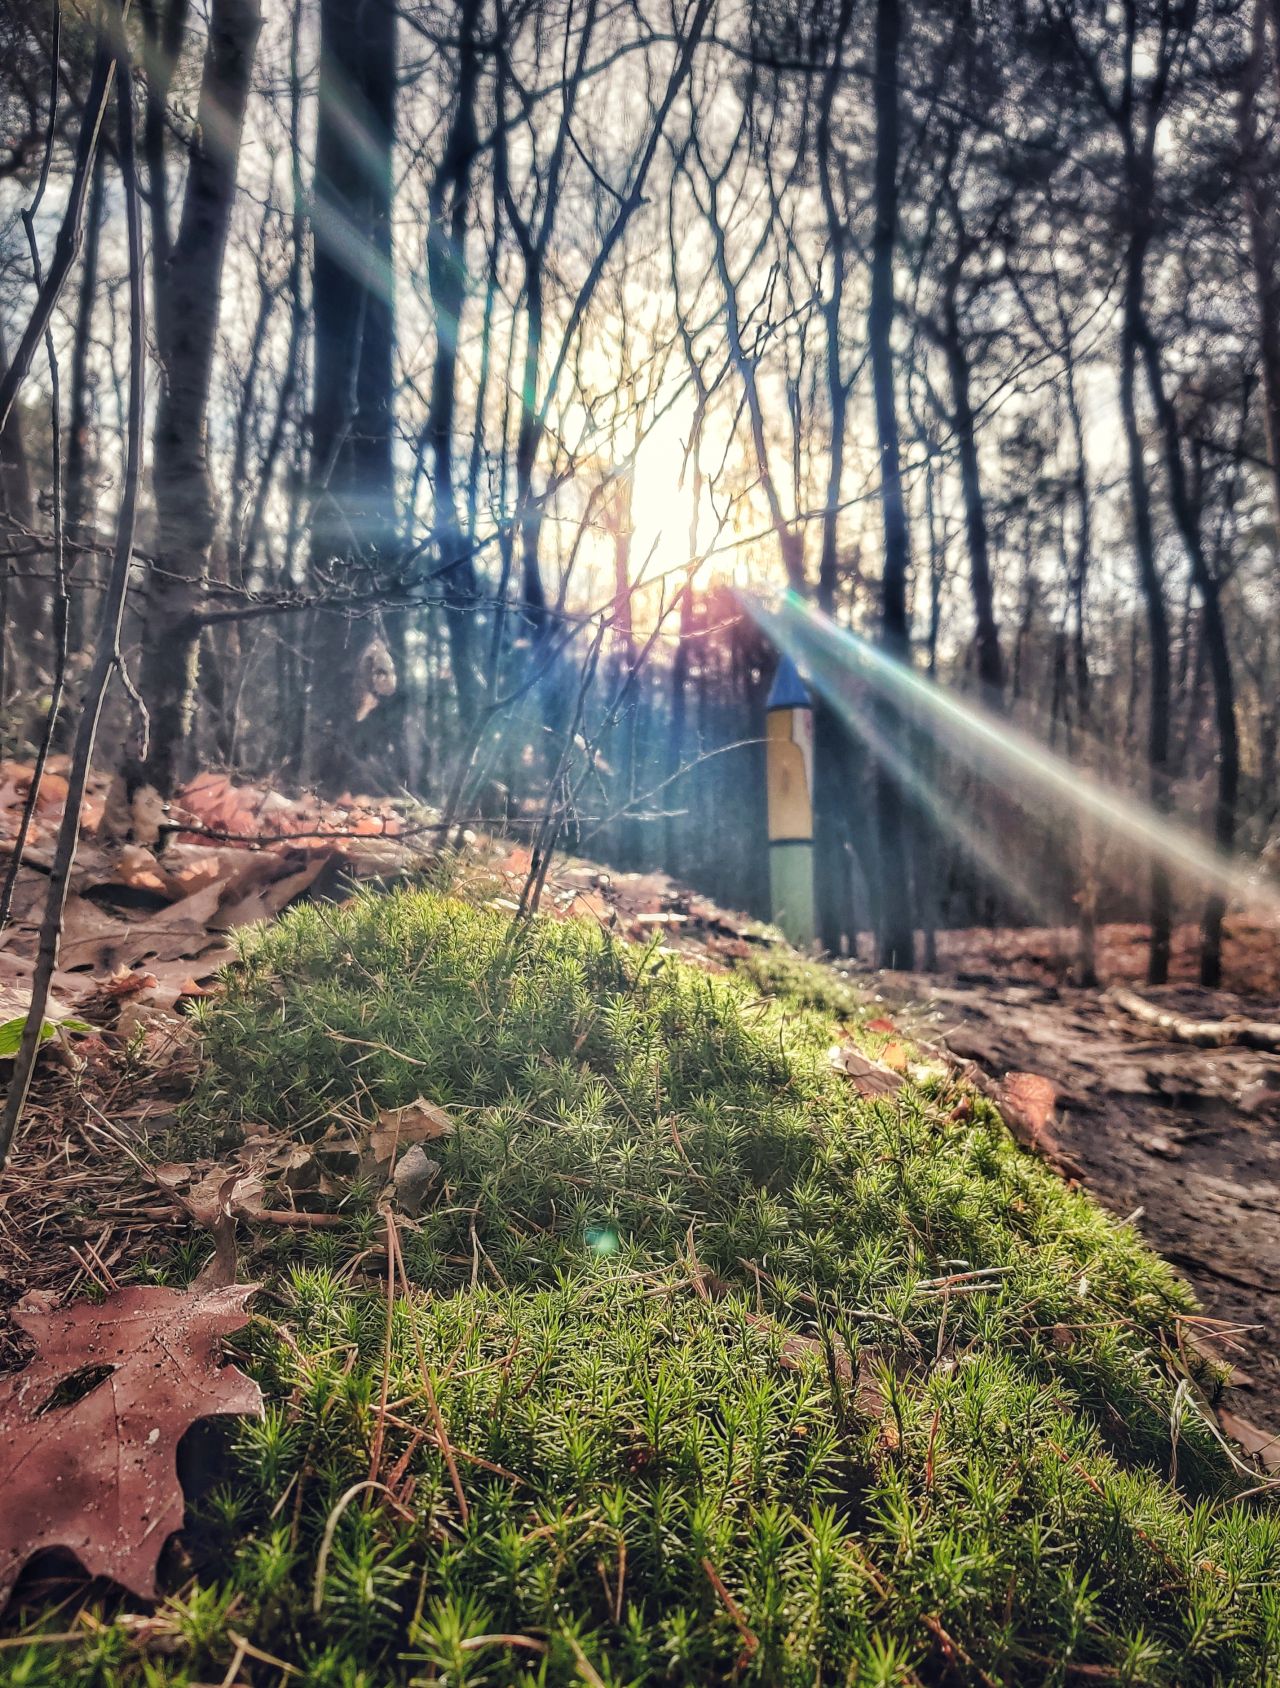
left=764, top=653, right=815, bottom=946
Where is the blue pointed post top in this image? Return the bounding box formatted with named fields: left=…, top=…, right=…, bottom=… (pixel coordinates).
left=767, top=652, right=810, bottom=712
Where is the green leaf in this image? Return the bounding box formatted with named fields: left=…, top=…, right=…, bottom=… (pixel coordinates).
left=0, top=1013, right=92, bottom=1058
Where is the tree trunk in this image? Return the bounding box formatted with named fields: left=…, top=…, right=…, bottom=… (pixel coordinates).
left=1119, top=221, right=1173, bottom=985
left=0, top=324, right=40, bottom=709
left=869, top=0, right=914, bottom=969
left=138, top=0, right=263, bottom=793
left=1242, top=0, right=1280, bottom=537
left=306, top=0, right=398, bottom=786
left=942, top=271, right=1003, bottom=700
left=1138, top=323, right=1239, bottom=987
left=64, top=145, right=107, bottom=664
left=425, top=0, right=482, bottom=719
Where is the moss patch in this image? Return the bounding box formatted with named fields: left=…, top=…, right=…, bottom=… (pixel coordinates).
left=6, top=887, right=1279, bottom=1685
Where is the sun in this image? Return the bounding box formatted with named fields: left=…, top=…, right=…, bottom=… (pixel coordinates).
left=629, top=390, right=702, bottom=589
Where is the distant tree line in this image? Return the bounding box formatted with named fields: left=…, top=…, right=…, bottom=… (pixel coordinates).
left=1, top=0, right=1278, bottom=982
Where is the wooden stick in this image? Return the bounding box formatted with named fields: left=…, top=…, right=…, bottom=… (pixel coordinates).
left=0, top=18, right=144, bottom=1167
left=0, top=4, right=128, bottom=432
left=1108, top=986, right=1280, bottom=1051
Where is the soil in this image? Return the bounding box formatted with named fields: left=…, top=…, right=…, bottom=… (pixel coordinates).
left=861, top=962, right=1280, bottom=1441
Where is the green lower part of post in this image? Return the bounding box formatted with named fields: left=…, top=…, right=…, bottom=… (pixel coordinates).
left=769, top=841, right=815, bottom=949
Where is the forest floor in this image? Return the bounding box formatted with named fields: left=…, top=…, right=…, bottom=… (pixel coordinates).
left=0, top=763, right=1278, bottom=1680
left=868, top=967, right=1280, bottom=1433
left=0, top=763, right=1276, bottom=1445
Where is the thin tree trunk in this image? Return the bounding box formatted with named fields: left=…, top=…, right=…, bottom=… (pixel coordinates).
left=306, top=0, right=398, bottom=786
left=1120, top=226, right=1173, bottom=985
left=1, top=37, right=146, bottom=1165
left=138, top=0, right=263, bottom=793
left=64, top=145, right=107, bottom=663
left=942, top=268, right=1003, bottom=700
left=1138, top=323, right=1239, bottom=987
left=424, top=0, right=482, bottom=717
left=240, top=0, right=306, bottom=585
left=0, top=21, right=119, bottom=435
left=1241, top=0, right=1280, bottom=536
left=869, top=0, right=914, bottom=969
left=139, top=0, right=191, bottom=371
left=0, top=325, right=38, bottom=706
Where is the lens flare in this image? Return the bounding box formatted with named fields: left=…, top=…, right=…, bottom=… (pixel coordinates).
left=745, top=589, right=1280, bottom=922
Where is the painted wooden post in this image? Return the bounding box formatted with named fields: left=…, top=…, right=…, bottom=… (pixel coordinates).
left=765, top=653, right=816, bottom=947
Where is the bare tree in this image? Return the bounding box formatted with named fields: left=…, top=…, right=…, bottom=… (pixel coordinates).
left=136, top=0, right=264, bottom=792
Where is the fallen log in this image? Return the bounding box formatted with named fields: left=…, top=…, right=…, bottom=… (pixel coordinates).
left=1108, top=987, right=1280, bottom=1052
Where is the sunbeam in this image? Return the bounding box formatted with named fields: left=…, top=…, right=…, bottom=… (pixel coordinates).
left=746, top=590, right=1280, bottom=922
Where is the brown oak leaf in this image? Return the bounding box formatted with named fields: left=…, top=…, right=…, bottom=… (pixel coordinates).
left=827, top=1044, right=904, bottom=1097
left=369, top=1097, right=455, bottom=1167
left=0, top=1283, right=263, bottom=1605
left=996, top=1071, right=1084, bottom=1179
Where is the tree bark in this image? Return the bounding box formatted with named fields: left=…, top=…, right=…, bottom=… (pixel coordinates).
left=942, top=266, right=1003, bottom=700
left=1240, top=0, right=1280, bottom=537
left=1138, top=323, right=1239, bottom=988
left=306, top=0, right=398, bottom=785
left=425, top=0, right=482, bottom=718
left=0, top=324, right=39, bottom=706
left=1119, top=213, right=1173, bottom=985
left=64, top=144, right=107, bottom=664
left=138, top=0, right=263, bottom=793
left=869, top=0, right=915, bottom=969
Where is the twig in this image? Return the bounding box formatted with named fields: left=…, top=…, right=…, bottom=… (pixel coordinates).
left=0, top=4, right=127, bottom=432
left=1108, top=985, right=1280, bottom=1051
left=0, top=0, right=69, bottom=933
left=386, top=1215, right=471, bottom=1526
left=0, top=19, right=145, bottom=1168
left=311, top=1479, right=414, bottom=1615
left=518, top=616, right=606, bottom=918
left=700, top=1556, right=759, bottom=1665
left=368, top=1209, right=397, bottom=1485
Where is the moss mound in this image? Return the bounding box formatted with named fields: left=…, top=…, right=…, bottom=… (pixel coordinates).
left=9, top=887, right=1279, bottom=1684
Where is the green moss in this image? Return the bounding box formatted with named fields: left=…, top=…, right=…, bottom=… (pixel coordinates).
left=6, top=886, right=1278, bottom=1685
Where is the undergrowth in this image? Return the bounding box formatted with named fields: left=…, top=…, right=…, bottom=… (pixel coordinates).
left=5, top=886, right=1279, bottom=1685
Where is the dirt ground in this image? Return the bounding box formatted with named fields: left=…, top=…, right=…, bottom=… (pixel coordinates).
left=861, top=962, right=1280, bottom=1444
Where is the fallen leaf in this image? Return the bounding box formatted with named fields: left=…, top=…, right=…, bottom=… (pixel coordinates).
left=828, top=1045, right=904, bottom=1097
left=865, top=1016, right=896, bottom=1033
left=50, top=896, right=133, bottom=973
left=1217, top=1409, right=1280, bottom=1473
left=369, top=1097, right=455, bottom=1166
left=0, top=948, right=94, bottom=1009
left=392, top=1144, right=442, bottom=1215
left=129, top=784, right=167, bottom=846
left=149, top=1162, right=194, bottom=1190
left=114, top=845, right=174, bottom=896
left=997, top=1071, right=1057, bottom=1135
left=1237, top=1082, right=1280, bottom=1117
left=879, top=1040, right=910, bottom=1073
left=744, top=1313, right=885, bottom=1419
left=0, top=1284, right=263, bottom=1604
left=215, top=854, right=330, bottom=927
left=177, top=1166, right=266, bottom=1285
left=115, top=998, right=185, bottom=1041
left=34, top=772, right=69, bottom=813
left=103, top=967, right=160, bottom=998
left=995, top=1071, right=1084, bottom=1179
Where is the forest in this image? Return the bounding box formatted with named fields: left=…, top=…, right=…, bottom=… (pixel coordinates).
left=3, top=0, right=1278, bottom=984
left=1, top=0, right=1280, bottom=1682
